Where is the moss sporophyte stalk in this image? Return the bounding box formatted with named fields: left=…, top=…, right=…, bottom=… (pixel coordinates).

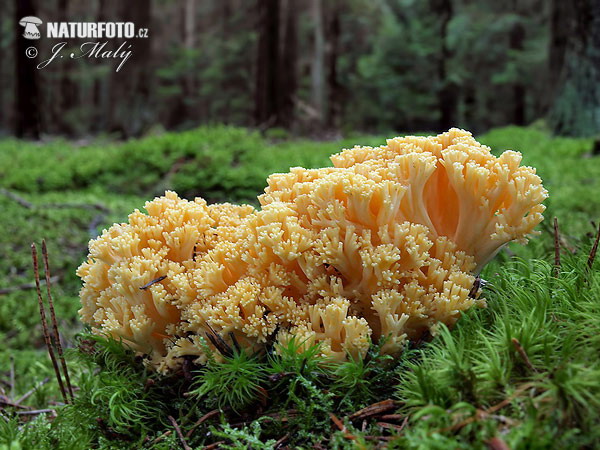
left=77, top=128, right=547, bottom=374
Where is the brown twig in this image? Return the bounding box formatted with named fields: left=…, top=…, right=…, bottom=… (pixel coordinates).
left=15, top=377, right=50, bottom=405
left=377, top=421, right=405, bottom=431
left=185, top=409, right=221, bottom=438
left=32, top=243, right=69, bottom=404
left=203, top=441, right=225, bottom=450
left=553, top=217, right=561, bottom=277
left=329, top=413, right=356, bottom=440
left=0, top=276, right=60, bottom=296
left=168, top=415, right=191, bottom=450
left=1, top=188, right=110, bottom=213
left=274, top=433, right=290, bottom=449
left=0, top=188, right=32, bottom=208
left=16, top=408, right=56, bottom=416
left=486, top=436, right=510, bottom=450
left=349, top=399, right=399, bottom=422
left=0, top=397, right=33, bottom=409
left=364, top=436, right=394, bottom=441
left=587, top=221, right=600, bottom=271
left=437, top=382, right=536, bottom=434
left=9, top=356, right=15, bottom=399
left=511, top=338, right=537, bottom=372
left=379, top=414, right=404, bottom=422
left=42, top=241, right=74, bottom=402
left=149, top=431, right=172, bottom=445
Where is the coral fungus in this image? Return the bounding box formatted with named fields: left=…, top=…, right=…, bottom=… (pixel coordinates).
left=78, top=129, right=547, bottom=373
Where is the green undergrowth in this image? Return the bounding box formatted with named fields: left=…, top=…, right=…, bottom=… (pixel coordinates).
left=1, top=125, right=599, bottom=448
left=2, top=238, right=599, bottom=449
left=0, top=126, right=383, bottom=203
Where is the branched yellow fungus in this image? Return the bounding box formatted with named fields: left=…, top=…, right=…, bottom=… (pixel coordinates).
left=78, top=130, right=547, bottom=373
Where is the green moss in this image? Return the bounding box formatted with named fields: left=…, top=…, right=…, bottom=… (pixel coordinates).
left=1, top=125, right=599, bottom=448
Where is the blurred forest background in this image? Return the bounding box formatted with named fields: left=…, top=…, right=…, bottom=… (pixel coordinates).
left=2, top=0, right=600, bottom=140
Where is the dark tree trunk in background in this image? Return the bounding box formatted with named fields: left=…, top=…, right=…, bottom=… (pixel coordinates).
left=326, top=0, right=341, bottom=130
left=550, top=0, right=600, bottom=136
left=14, top=0, right=40, bottom=139
left=548, top=0, right=570, bottom=107
left=310, top=0, right=326, bottom=127
left=254, top=0, right=280, bottom=127
left=510, top=20, right=526, bottom=125
left=93, top=0, right=109, bottom=133
left=278, top=0, right=298, bottom=128
left=184, top=0, right=196, bottom=117
left=58, top=0, right=78, bottom=135
left=433, top=0, right=457, bottom=131
left=108, top=0, right=152, bottom=137
left=221, top=0, right=231, bottom=123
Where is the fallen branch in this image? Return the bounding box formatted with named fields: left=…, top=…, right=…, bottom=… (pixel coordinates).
left=0, top=188, right=32, bottom=208
left=149, top=431, right=172, bottom=445
left=377, top=421, right=406, bottom=431
left=1, top=188, right=110, bottom=213
left=0, top=276, right=59, bottom=296
left=379, top=414, right=404, bottom=422
left=329, top=413, right=356, bottom=440
left=16, top=408, right=56, bottom=416
left=437, top=382, right=536, bottom=434
left=0, top=397, right=33, bottom=409
left=185, top=409, right=221, bottom=438
left=15, top=377, right=50, bottom=405
left=168, top=415, right=191, bottom=450
left=273, top=433, right=290, bottom=449
left=349, top=399, right=399, bottom=422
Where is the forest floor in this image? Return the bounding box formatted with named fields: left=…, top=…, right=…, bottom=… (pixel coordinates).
left=0, top=126, right=599, bottom=449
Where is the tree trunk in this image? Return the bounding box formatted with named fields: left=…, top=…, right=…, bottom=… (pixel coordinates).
left=107, top=0, right=152, bottom=137
left=183, top=0, right=196, bottom=123
left=550, top=0, right=600, bottom=136
left=509, top=20, right=526, bottom=126
left=93, top=0, right=108, bottom=133
left=326, top=0, right=341, bottom=130
left=14, top=0, right=40, bottom=139
left=58, top=0, right=78, bottom=135
left=254, top=0, right=280, bottom=127
left=434, top=0, right=457, bottom=131
left=548, top=0, right=571, bottom=104
left=278, top=0, right=298, bottom=128
left=310, top=0, right=325, bottom=126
